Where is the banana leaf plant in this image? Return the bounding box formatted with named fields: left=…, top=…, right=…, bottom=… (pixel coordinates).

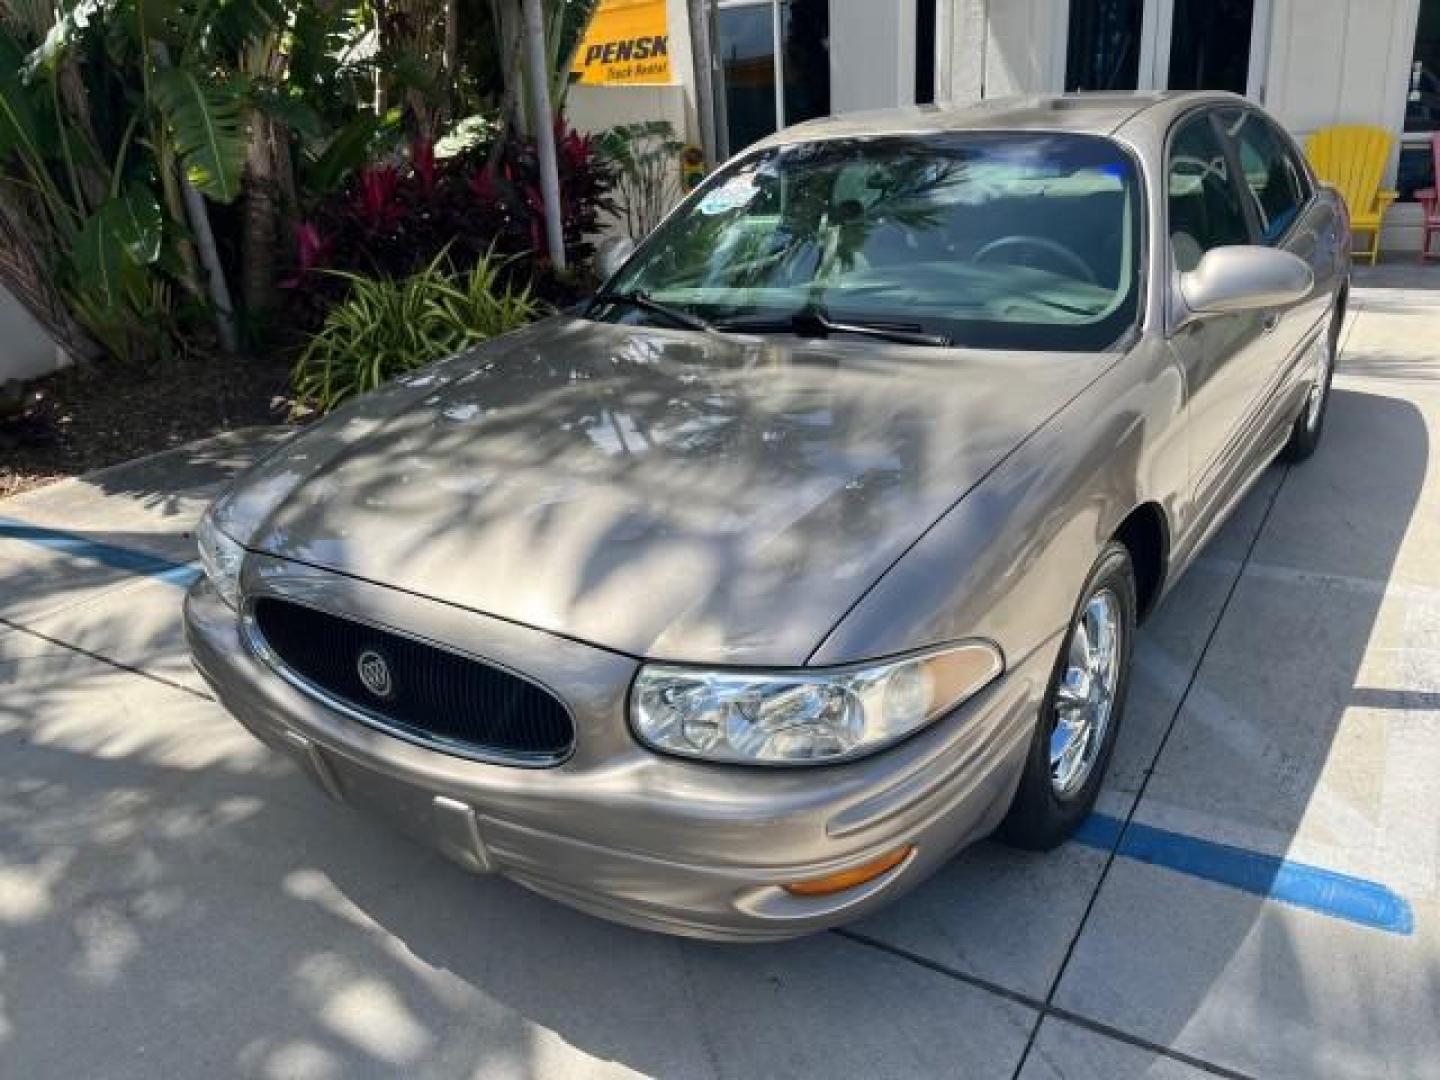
left=0, top=0, right=287, bottom=360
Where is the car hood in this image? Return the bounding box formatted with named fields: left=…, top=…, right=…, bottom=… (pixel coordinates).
left=226, top=316, right=1112, bottom=665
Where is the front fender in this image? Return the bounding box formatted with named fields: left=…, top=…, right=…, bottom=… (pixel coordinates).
left=808, top=335, right=1186, bottom=674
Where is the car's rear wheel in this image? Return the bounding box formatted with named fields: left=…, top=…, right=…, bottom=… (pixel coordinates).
left=1279, top=297, right=1343, bottom=463
left=999, top=542, right=1136, bottom=850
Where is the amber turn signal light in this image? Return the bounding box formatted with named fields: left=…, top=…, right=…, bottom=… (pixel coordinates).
left=783, top=845, right=914, bottom=897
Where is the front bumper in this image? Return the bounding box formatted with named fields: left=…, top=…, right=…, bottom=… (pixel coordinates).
left=184, top=558, right=1042, bottom=941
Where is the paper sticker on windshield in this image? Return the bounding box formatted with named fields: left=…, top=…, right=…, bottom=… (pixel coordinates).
left=698, top=174, right=758, bottom=215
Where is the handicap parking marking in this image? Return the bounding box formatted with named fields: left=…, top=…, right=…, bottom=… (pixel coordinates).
left=0, top=516, right=200, bottom=588
left=1136, top=578, right=1440, bottom=901
left=1076, top=812, right=1415, bottom=935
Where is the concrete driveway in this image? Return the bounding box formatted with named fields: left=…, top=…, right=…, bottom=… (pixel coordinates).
left=2, top=287, right=1438, bottom=1079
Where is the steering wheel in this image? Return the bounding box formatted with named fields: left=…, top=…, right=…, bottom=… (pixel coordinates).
left=971, top=235, right=1098, bottom=286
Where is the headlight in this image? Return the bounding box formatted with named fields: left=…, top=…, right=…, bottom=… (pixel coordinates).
left=196, top=509, right=245, bottom=609
left=630, top=643, right=1003, bottom=765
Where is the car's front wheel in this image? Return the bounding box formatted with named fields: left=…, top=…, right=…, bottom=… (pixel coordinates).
left=1279, top=297, right=1343, bottom=463
left=999, top=542, right=1137, bottom=850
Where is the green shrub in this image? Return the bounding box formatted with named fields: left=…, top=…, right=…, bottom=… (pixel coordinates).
left=596, top=120, right=685, bottom=241
left=293, top=251, right=541, bottom=412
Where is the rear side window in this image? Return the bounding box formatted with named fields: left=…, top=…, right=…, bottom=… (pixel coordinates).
left=1167, top=113, right=1252, bottom=271
left=1220, top=108, right=1311, bottom=243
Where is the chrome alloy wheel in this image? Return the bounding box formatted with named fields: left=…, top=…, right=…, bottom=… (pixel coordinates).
left=1050, top=588, right=1123, bottom=798
left=1305, top=317, right=1336, bottom=432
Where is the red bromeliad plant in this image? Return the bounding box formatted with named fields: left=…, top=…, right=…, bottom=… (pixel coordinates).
left=355, top=165, right=406, bottom=233
left=412, top=137, right=438, bottom=197
left=282, top=125, right=616, bottom=329
left=277, top=223, right=334, bottom=289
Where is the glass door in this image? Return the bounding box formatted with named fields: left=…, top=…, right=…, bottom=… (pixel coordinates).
left=716, top=1, right=779, bottom=157
left=714, top=0, right=830, bottom=158
left=1065, top=0, right=1269, bottom=98
left=1065, top=0, right=1145, bottom=92
left=1160, top=0, right=1262, bottom=95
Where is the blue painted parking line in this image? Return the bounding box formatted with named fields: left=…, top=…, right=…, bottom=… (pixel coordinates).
left=0, top=516, right=199, bottom=589
left=1077, top=813, right=1415, bottom=935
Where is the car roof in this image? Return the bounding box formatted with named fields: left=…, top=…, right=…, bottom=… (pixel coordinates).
left=749, top=91, right=1247, bottom=151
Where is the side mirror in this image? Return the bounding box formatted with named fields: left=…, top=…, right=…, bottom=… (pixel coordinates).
left=1177, top=246, right=1314, bottom=322
left=596, top=236, right=636, bottom=282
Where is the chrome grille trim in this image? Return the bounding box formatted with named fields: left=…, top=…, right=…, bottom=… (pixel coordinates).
left=240, top=597, right=576, bottom=768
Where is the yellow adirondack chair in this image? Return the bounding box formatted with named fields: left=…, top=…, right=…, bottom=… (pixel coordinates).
left=1305, top=125, right=1398, bottom=265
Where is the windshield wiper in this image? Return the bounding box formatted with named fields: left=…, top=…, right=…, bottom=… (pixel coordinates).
left=715, top=305, right=949, bottom=347
left=589, top=289, right=717, bottom=334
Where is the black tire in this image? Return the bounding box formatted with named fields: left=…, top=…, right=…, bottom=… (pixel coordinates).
left=999, top=542, right=1137, bottom=851
left=1279, top=296, right=1343, bottom=464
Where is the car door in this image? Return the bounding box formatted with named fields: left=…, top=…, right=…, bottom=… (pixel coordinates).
left=1164, top=108, right=1278, bottom=529
left=1217, top=106, right=1343, bottom=419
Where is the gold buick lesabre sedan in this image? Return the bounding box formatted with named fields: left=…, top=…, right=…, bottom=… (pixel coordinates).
left=186, top=92, right=1349, bottom=940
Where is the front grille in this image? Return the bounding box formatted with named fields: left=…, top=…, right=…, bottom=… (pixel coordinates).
left=249, top=598, right=574, bottom=765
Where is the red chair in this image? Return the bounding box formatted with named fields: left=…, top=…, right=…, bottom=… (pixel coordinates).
left=1421, top=133, right=1440, bottom=261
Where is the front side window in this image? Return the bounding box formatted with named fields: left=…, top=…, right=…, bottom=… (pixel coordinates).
left=601, top=133, right=1143, bottom=352
left=1167, top=113, right=1251, bottom=271
left=1219, top=109, right=1309, bottom=244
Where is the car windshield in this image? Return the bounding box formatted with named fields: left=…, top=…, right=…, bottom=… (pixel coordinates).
left=598, top=132, right=1143, bottom=351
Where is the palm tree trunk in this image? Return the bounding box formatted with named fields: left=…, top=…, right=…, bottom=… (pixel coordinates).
left=491, top=0, right=527, bottom=137
left=242, top=111, right=280, bottom=319
left=242, top=33, right=291, bottom=321
left=484, top=7, right=526, bottom=177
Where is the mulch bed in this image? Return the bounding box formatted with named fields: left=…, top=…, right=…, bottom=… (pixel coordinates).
left=0, top=349, right=296, bottom=500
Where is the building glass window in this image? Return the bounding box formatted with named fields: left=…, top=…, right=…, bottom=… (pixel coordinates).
left=1401, top=0, right=1440, bottom=200
left=1166, top=0, right=1256, bottom=94
left=716, top=0, right=829, bottom=158
left=1067, top=0, right=1267, bottom=98
left=782, top=0, right=830, bottom=130
left=1406, top=0, right=1440, bottom=134
left=1066, top=0, right=1145, bottom=92
left=718, top=4, right=777, bottom=156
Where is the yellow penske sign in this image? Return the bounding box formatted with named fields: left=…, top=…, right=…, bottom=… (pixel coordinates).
left=572, top=0, right=671, bottom=85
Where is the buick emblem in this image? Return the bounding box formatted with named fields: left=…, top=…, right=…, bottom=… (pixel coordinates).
left=356, top=649, right=395, bottom=700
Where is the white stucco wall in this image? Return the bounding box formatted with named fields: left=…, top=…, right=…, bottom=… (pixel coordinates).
left=561, top=0, right=701, bottom=240
left=942, top=0, right=1066, bottom=103
left=1262, top=0, right=1419, bottom=132
left=566, top=83, right=691, bottom=138
left=941, top=0, right=1422, bottom=124
left=0, top=288, right=62, bottom=385
left=829, top=0, right=919, bottom=113
left=1262, top=0, right=1425, bottom=250
left=938, top=0, right=1428, bottom=250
